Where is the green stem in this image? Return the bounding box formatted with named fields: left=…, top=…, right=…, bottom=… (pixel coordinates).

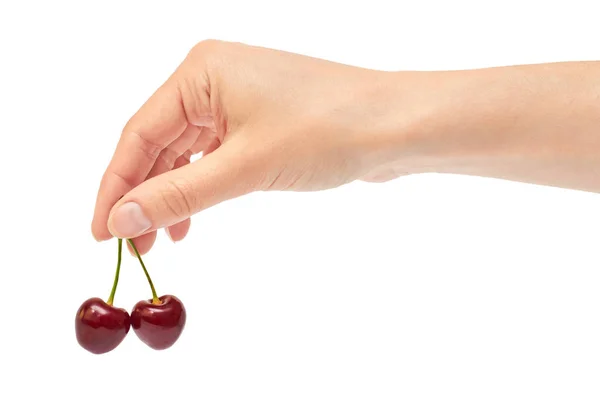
left=107, top=238, right=123, bottom=306
left=127, top=238, right=161, bottom=304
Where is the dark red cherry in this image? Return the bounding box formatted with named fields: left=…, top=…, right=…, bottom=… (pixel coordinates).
left=131, top=294, right=186, bottom=350
left=75, top=297, right=130, bottom=354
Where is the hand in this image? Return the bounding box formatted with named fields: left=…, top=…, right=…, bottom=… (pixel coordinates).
left=91, top=40, right=420, bottom=254
left=92, top=40, right=600, bottom=255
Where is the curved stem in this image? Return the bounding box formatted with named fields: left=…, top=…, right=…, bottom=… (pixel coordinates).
left=127, top=238, right=161, bottom=304
left=107, top=238, right=123, bottom=306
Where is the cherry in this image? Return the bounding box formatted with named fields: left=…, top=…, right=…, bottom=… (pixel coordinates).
left=75, top=298, right=130, bottom=354
left=127, top=239, right=186, bottom=350
left=131, top=295, right=186, bottom=350
left=75, top=239, right=130, bottom=354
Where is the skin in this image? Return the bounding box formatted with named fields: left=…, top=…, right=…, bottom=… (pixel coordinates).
left=91, top=40, right=600, bottom=254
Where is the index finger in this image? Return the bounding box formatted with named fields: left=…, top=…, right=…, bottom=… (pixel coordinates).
left=91, top=76, right=188, bottom=241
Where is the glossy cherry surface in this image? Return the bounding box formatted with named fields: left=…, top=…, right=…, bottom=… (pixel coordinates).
left=131, top=294, right=186, bottom=350
left=75, top=297, right=130, bottom=354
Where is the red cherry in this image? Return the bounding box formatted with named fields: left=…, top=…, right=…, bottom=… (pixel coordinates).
left=131, top=294, right=186, bottom=350
left=76, top=239, right=129, bottom=354
left=75, top=297, right=130, bottom=354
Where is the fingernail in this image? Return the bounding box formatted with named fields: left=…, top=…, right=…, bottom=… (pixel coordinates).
left=165, top=227, right=175, bottom=243
left=108, top=202, right=152, bottom=237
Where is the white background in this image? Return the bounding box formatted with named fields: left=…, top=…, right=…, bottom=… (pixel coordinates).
left=1, top=1, right=600, bottom=396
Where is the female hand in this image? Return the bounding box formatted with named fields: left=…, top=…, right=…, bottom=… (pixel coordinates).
left=90, top=40, right=424, bottom=253
left=92, top=40, right=600, bottom=254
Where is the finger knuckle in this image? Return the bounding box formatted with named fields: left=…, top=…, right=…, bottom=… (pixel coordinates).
left=157, top=147, right=180, bottom=169
left=160, top=179, right=196, bottom=219
left=120, top=122, right=164, bottom=163
left=188, top=39, right=223, bottom=60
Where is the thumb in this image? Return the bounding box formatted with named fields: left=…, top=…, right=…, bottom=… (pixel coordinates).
left=107, top=141, right=258, bottom=239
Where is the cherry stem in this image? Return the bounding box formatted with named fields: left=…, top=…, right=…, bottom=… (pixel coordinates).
left=127, top=238, right=161, bottom=304
left=106, top=238, right=123, bottom=306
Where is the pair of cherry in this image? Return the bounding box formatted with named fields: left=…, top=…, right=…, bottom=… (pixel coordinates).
left=75, top=238, right=186, bottom=354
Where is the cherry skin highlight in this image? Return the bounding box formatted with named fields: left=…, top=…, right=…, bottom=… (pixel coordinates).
left=131, top=294, right=186, bottom=350
left=75, top=297, right=130, bottom=354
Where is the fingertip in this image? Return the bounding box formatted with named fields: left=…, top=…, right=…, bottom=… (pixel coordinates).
left=126, top=232, right=157, bottom=256
left=166, top=218, right=191, bottom=242
left=165, top=227, right=174, bottom=243
left=107, top=200, right=152, bottom=239
left=91, top=222, right=101, bottom=242
left=91, top=220, right=112, bottom=242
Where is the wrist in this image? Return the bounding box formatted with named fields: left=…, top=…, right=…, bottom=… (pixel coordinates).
left=355, top=70, right=454, bottom=179
left=363, top=67, right=540, bottom=178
